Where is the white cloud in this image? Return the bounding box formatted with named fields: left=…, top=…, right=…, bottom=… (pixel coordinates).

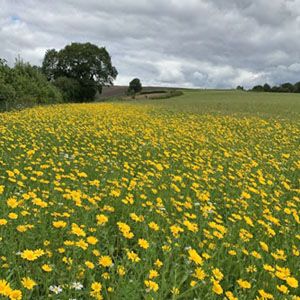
left=1, top=0, right=300, bottom=88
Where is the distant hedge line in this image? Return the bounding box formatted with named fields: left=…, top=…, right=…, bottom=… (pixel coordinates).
left=237, top=82, right=300, bottom=93
left=147, top=90, right=183, bottom=100
left=0, top=59, right=62, bottom=111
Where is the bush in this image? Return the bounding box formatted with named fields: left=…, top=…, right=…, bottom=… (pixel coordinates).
left=140, top=90, right=167, bottom=95
left=149, top=90, right=183, bottom=99
left=0, top=59, right=62, bottom=111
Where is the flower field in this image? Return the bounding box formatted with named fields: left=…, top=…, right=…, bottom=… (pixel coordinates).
left=0, top=94, right=299, bottom=299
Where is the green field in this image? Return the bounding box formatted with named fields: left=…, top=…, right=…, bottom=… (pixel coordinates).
left=130, top=90, right=300, bottom=119
left=0, top=90, right=299, bottom=300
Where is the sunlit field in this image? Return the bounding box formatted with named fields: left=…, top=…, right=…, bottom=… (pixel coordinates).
left=0, top=91, right=299, bottom=299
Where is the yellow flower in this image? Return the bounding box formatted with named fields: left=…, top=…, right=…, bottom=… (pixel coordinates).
left=138, top=238, right=149, bottom=249
left=263, top=264, right=275, bottom=272
left=149, top=269, right=159, bottom=279
left=286, top=277, right=298, bottom=288
left=212, top=268, right=224, bottom=281
left=21, top=277, right=37, bottom=290
left=171, top=287, right=180, bottom=295
left=7, top=198, right=19, bottom=209
left=21, top=250, right=38, bottom=261
left=276, top=285, right=289, bottom=294
left=8, top=213, right=18, bottom=220
left=91, top=281, right=102, bottom=292
left=258, top=289, right=274, bottom=299
left=225, top=291, right=238, bottom=300
left=87, top=236, right=98, bottom=245
left=259, top=241, right=269, bottom=252
left=117, top=222, right=134, bottom=239
left=193, top=267, right=206, bottom=280
left=98, top=256, right=113, bottom=267
left=71, top=223, right=86, bottom=237
left=127, top=250, right=140, bottom=262
left=85, top=261, right=95, bottom=269
left=148, top=222, right=159, bottom=231
left=101, top=272, right=110, bottom=279
left=8, top=290, right=22, bottom=300
left=52, top=220, right=67, bottom=228
left=237, top=279, right=251, bottom=289
left=144, top=280, right=159, bottom=292
left=117, top=265, right=126, bottom=276
left=0, top=219, right=8, bottom=226
left=170, top=224, right=184, bottom=237
left=154, top=259, right=163, bottom=268
left=96, top=214, right=108, bottom=225
left=41, top=264, right=52, bottom=272
left=212, top=280, right=223, bottom=295
left=188, top=248, right=203, bottom=265
left=0, top=279, right=12, bottom=296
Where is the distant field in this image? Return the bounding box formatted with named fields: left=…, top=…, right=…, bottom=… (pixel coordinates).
left=0, top=90, right=299, bottom=299
left=127, top=89, right=300, bottom=119
left=98, top=85, right=182, bottom=100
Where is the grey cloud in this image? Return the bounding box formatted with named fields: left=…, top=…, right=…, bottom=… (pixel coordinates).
left=1, top=0, right=300, bottom=88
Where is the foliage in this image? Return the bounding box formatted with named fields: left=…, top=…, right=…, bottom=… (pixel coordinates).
left=148, top=90, right=183, bottom=99
left=236, top=85, right=244, bottom=91
left=54, top=76, right=81, bottom=102
left=0, top=58, right=62, bottom=111
left=140, top=90, right=167, bottom=95
left=251, top=81, right=300, bottom=93
left=128, top=78, right=142, bottom=94
left=252, top=85, right=264, bottom=92
left=42, top=43, right=118, bottom=102
left=0, top=91, right=298, bottom=299
left=263, top=83, right=271, bottom=92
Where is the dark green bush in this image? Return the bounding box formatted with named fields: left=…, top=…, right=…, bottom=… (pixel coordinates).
left=0, top=59, right=62, bottom=111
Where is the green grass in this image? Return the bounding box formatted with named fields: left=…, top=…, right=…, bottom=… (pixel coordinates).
left=128, top=90, right=300, bottom=119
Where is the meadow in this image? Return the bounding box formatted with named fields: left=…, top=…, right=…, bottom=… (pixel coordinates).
left=0, top=90, right=299, bottom=299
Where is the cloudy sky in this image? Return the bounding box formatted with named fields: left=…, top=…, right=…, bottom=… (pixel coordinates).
left=1, top=0, right=300, bottom=88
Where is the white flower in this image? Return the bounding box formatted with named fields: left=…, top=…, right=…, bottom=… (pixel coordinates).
left=49, top=285, right=63, bottom=294
left=71, top=282, right=83, bottom=290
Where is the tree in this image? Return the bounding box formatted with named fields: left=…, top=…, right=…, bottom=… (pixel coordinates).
left=236, top=85, right=244, bottom=91
left=252, top=85, right=264, bottom=92
left=42, top=49, right=59, bottom=81
left=54, top=77, right=81, bottom=102
left=263, top=83, right=271, bottom=92
left=280, top=82, right=294, bottom=93
left=293, top=82, right=300, bottom=93
left=128, top=78, right=142, bottom=94
left=42, top=42, right=118, bottom=102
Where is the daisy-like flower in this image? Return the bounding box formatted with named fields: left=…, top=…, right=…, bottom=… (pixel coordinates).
left=49, top=285, right=63, bottom=294
left=71, top=282, right=83, bottom=290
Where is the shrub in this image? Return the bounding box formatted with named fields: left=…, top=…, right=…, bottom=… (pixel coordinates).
left=0, top=58, right=62, bottom=111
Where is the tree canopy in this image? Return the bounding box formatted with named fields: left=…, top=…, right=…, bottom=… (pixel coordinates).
left=42, top=43, right=118, bottom=102
left=251, top=81, right=300, bottom=93
left=128, top=78, right=142, bottom=94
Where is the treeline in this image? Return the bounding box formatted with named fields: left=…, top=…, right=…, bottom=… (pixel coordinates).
left=0, top=42, right=117, bottom=111
left=237, top=82, right=300, bottom=93
left=0, top=58, right=62, bottom=111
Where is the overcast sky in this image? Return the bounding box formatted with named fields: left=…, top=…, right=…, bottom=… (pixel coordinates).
left=1, top=0, right=300, bottom=88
